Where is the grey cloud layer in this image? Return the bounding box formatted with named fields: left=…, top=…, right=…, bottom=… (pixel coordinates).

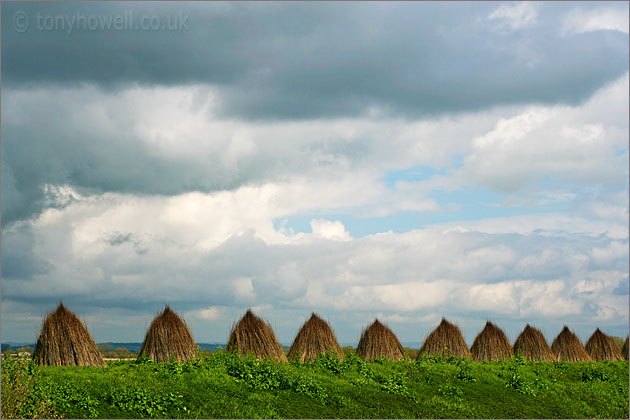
left=3, top=69, right=626, bottom=226
left=1, top=85, right=379, bottom=224
left=3, top=2, right=628, bottom=224
left=3, top=2, right=628, bottom=119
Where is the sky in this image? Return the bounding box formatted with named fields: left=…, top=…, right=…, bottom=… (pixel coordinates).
left=1, top=1, right=628, bottom=347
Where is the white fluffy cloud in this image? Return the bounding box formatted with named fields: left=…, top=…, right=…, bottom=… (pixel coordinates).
left=3, top=179, right=627, bottom=343
left=488, top=2, right=538, bottom=30
left=563, top=7, right=629, bottom=35
left=591, top=242, right=628, bottom=266
left=194, top=306, right=223, bottom=321
left=463, top=75, right=628, bottom=192
left=310, top=219, right=352, bottom=241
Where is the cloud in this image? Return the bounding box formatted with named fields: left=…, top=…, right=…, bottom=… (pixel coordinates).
left=488, top=2, right=538, bottom=30
left=593, top=295, right=628, bottom=321
left=463, top=74, right=629, bottom=192
left=580, top=201, right=629, bottom=223
left=0, top=224, right=50, bottom=280
left=468, top=282, right=518, bottom=315
left=3, top=2, right=627, bottom=120
left=375, top=312, right=441, bottom=325
left=563, top=6, right=629, bottom=35
left=0, top=83, right=494, bottom=225
left=430, top=213, right=628, bottom=241
left=253, top=262, right=309, bottom=301
left=591, top=242, right=628, bottom=267
left=517, top=280, right=582, bottom=318
left=346, top=281, right=454, bottom=312
left=3, top=75, right=627, bottom=227
left=310, top=219, right=351, bottom=241
left=194, top=306, right=222, bottom=321
left=2, top=181, right=626, bottom=343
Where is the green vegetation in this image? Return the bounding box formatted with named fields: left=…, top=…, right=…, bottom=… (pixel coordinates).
left=611, top=336, right=625, bottom=348
left=1, top=350, right=628, bottom=419
left=97, top=343, right=138, bottom=359
left=0, top=355, right=59, bottom=418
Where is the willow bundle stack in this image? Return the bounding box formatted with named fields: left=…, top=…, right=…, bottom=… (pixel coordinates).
left=550, top=326, right=591, bottom=362
left=32, top=303, right=105, bottom=367
left=585, top=328, right=623, bottom=361
left=138, top=306, right=198, bottom=363
left=356, top=319, right=405, bottom=361
left=513, top=324, right=554, bottom=361
left=227, top=309, right=287, bottom=361
left=470, top=321, right=512, bottom=362
left=288, top=313, right=344, bottom=362
left=419, top=318, right=471, bottom=359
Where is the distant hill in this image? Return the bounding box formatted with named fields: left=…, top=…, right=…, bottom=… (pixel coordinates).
left=2, top=343, right=35, bottom=353
left=197, top=343, right=226, bottom=352
left=98, top=342, right=229, bottom=353
left=98, top=342, right=142, bottom=352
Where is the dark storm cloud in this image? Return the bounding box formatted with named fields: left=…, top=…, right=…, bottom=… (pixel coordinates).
left=0, top=83, right=281, bottom=224
left=1, top=1, right=628, bottom=225
left=2, top=2, right=628, bottom=119
left=0, top=225, right=51, bottom=280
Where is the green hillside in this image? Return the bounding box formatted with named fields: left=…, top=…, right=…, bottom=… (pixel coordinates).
left=2, top=350, right=628, bottom=419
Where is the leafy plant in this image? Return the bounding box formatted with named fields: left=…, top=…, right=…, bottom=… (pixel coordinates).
left=293, top=374, right=329, bottom=402
left=135, top=354, right=153, bottom=365
left=313, top=350, right=346, bottom=374
left=152, top=358, right=203, bottom=377
left=341, top=353, right=368, bottom=370
left=224, top=353, right=334, bottom=403
left=437, top=382, right=463, bottom=399
left=106, top=387, right=185, bottom=417
left=580, top=366, right=611, bottom=382
left=44, top=381, right=100, bottom=418
left=456, top=361, right=477, bottom=383
left=418, top=353, right=465, bottom=365
left=377, top=372, right=417, bottom=402
left=511, top=354, right=526, bottom=366
left=225, top=356, right=287, bottom=390
left=505, top=369, right=535, bottom=395
left=553, top=361, right=569, bottom=372
left=349, top=376, right=370, bottom=386
left=0, top=357, right=60, bottom=419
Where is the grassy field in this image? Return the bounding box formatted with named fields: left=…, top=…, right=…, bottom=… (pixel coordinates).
left=1, top=350, right=628, bottom=419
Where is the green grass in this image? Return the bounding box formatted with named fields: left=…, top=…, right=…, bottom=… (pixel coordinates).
left=2, top=351, right=628, bottom=419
